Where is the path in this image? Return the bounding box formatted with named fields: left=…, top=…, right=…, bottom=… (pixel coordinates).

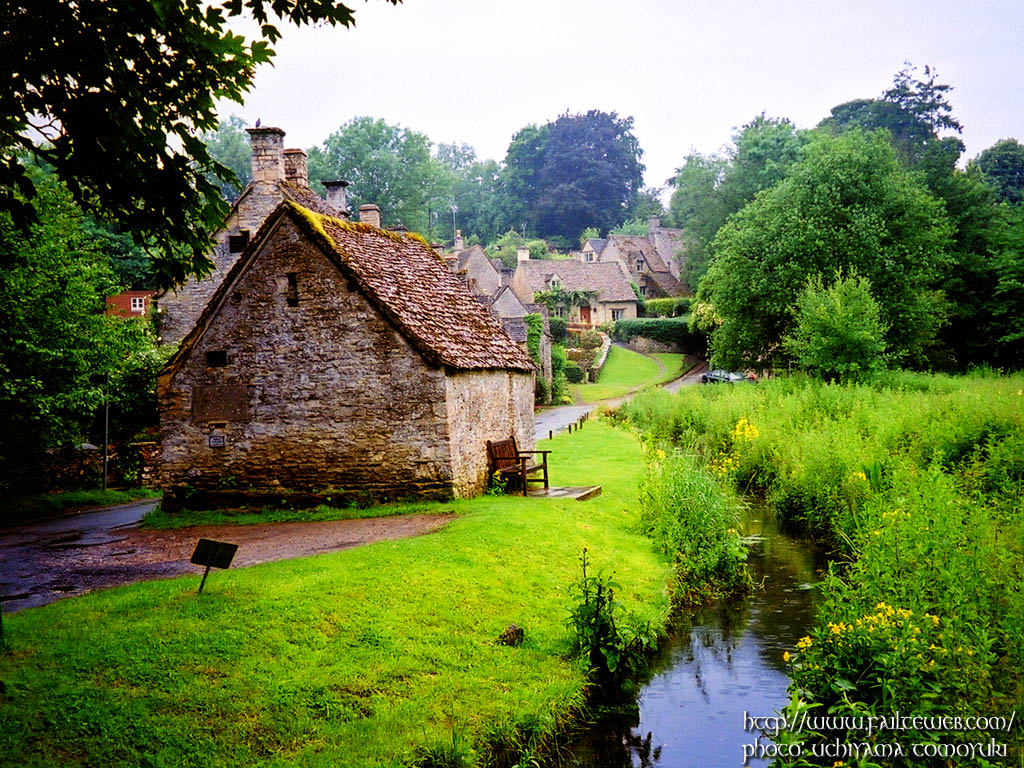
left=533, top=356, right=707, bottom=441
left=0, top=501, right=451, bottom=613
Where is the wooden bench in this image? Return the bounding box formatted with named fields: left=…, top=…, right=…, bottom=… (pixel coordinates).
left=486, top=436, right=551, bottom=496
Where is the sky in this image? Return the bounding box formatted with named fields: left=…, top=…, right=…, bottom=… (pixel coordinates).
left=228, top=0, right=1024, bottom=194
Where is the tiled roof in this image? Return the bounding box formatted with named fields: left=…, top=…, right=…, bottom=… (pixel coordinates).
left=584, top=238, right=607, bottom=254
left=607, top=235, right=670, bottom=272
left=281, top=181, right=343, bottom=217
left=516, top=259, right=638, bottom=303
left=647, top=270, right=691, bottom=297
left=165, top=202, right=535, bottom=379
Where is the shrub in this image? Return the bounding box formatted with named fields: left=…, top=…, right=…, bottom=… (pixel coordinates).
left=642, top=297, right=692, bottom=317
left=613, top=316, right=699, bottom=347
left=564, top=362, right=585, bottom=383
left=547, top=316, right=567, bottom=342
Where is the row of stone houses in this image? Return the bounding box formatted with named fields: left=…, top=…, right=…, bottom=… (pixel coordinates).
left=580, top=219, right=691, bottom=299
left=157, top=127, right=536, bottom=509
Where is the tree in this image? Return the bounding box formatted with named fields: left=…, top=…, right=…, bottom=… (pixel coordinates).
left=694, top=131, right=950, bottom=370
left=307, top=117, right=444, bottom=234
left=0, top=169, right=161, bottom=476
left=202, top=116, right=253, bottom=202
left=497, top=111, right=644, bottom=242
left=668, top=116, right=806, bottom=287
left=783, top=272, right=888, bottom=381
left=1, top=0, right=398, bottom=288
left=438, top=143, right=504, bottom=245
left=977, top=139, right=1024, bottom=204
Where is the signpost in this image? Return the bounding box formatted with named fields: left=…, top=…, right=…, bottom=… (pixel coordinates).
left=190, top=539, right=238, bottom=594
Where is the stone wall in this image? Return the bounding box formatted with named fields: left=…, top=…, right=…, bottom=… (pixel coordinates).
left=443, top=369, right=536, bottom=497
left=159, top=181, right=287, bottom=344
left=160, top=219, right=458, bottom=508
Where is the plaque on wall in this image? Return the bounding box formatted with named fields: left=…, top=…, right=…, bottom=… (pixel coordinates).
left=192, top=385, right=251, bottom=422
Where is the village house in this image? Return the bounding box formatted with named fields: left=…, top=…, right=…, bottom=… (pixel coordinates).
left=582, top=217, right=693, bottom=297
left=105, top=290, right=159, bottom=317
left=158, top=128, right=536, bottom=509
left=511, top=250, right=639, bottom=326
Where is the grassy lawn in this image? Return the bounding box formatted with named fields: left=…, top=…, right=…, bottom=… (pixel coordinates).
left=0, top=422, right=670, bottom=767
left=650, top=353, right=687, bottom=385
left=573, top=345, right=665, bottom=403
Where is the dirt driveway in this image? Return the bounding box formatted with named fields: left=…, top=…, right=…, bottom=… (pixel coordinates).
left=0, top=505, right=453, bottom=613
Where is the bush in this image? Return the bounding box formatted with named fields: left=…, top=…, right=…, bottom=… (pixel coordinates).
left=548, top=316, right=567, bottom=342
left=642, top=297, right=692, bottom=317
left=613, top=316, right=700, bottom=348
left=564, top=362, right=585, bottom=383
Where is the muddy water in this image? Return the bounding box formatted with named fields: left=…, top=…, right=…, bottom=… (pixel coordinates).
left=567, top=507, right=826, bottom=767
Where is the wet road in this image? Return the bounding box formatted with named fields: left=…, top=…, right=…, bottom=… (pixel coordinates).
left=0, top=499, right=161, bottom=613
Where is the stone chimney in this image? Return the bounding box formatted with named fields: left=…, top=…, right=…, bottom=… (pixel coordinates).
left=648, top=216, right=660, bottom=238
left=322, top=180, right=350, bottom=216
left=359, top=203, right=382, bottom=229
left=246, top=127, right=286, bottom=183
left=517, top=246, right=530, bottom=263
left=454, top=229, right=465, bottom=251
left=282, top=148, right=308, bottom=187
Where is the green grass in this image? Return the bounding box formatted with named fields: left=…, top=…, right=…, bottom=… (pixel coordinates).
left=4, top=488, right=161, bottom=526
left=573, top=345, right=664, bottom=403
left=650, top=353, right=687, bottom=384
left=0, top=421, right=671, bottom=767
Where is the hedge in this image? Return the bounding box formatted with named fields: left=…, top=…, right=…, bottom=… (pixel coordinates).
left=642, top=297, right=692, bottom=317
left=613, top=315, right=703, bottom=348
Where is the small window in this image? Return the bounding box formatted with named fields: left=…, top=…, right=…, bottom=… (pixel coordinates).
left=611, top=309, right=624, bottom=321
left=205, top=350, right=228, bottom=367
left=130, top=297, right=146, bottom=313
left=635, top=258, right=645, bottom=272
left=639, top=285, right=647, bottom=297
left=584, top=253, right=593, bottom=262
left=286, top=272, right=299, bottom=307
left=228, top=232, right=250, bottom=253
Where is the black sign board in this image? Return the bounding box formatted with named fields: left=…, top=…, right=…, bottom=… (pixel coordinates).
left=191, top=538, right=238, bottom=594
left=191, top=539, right=238, bottom=569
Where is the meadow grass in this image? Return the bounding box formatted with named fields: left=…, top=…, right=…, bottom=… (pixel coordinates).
left=573, top=345, right=664, bottom=403
left=620, top=371, right=1024, bottom=758
left=0, top=422, right=671, bottom=768
left=4, top=488, right=161, bottom=526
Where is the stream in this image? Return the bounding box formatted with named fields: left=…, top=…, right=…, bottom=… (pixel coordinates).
left=567, top=505, right=827, bottom=767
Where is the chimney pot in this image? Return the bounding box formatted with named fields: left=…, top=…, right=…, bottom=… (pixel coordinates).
left=454, top=229, right=465, bottom=251
left=246, top=126, right=286, bottom=183
left=359, top=203, right=382, bottom=229
left=648, top=216, right=660, bottom=237
left=323, top=180, right=350, bottom=217
left=282, top=148, right=308, bottom=188
left=517, top=246, right=530, bottom=263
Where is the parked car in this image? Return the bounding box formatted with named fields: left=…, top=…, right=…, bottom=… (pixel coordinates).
left=701, top=369, right=748, bottom=384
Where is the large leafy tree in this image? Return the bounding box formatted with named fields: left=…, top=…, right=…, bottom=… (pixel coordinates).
left=307, top=117, right=446, bottom=234
left=668, top=116, right=806, bottom=288
left=1, top=0, right=397, bottom=288
left=0, top=169, right=163, bottom=475
left=694, top=130, right=951, bottom=370
left=977, top=139, right=1024, bottom=205
left=202, top=115, right=253, bottom=202
left=498, top=111, right=644, bottom=242
left=438, top=142, right=503, bottom=246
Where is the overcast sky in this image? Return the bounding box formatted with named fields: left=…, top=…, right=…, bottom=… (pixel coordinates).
left=228, top=0, right=1024, bottom=193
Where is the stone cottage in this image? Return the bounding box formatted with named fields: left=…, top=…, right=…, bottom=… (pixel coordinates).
left=158, top=200, right=536, bottom=509
left=511, top=256, right=639, bottom=326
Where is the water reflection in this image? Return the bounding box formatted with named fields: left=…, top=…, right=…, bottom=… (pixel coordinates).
left=567, top=508, right=825, bottom=768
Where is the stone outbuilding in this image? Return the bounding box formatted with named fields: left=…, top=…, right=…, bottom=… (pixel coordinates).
left=157, top=200, right=536, bottom=509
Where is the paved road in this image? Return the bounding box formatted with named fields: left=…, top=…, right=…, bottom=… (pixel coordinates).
left=533, top=360, right=707, bottom=441
left=0, top=498, right=160, bottom=613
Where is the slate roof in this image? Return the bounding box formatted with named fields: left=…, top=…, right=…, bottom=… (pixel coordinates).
left=584, top=238, right=607, bottom=254
left=164, top=202, right=535, bottom=379
left=516, top=259, right=638, bottom=303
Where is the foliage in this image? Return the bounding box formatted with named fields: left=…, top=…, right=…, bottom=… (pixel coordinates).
left=668, top=116, right=806, bottom=285
left=976, top=138, right=1024, bottom=204
left=499, top=110, right=644, bottom=242
left=486, top=230, right=551, bottom=269
left=609, top=216, right=650, bottom=236
left=637, top=447, right=748, bottom=604
left=439, top=144, right=504, bottom=245
left=547, top=316, right=567, bottom=342
left=550, top=344, right=570, bottom=404
left=578, top=226, right=600, bottom=246
left=782, top=271, right=888, bottom=382
left=0, top=172, right=162, bottom=478
left=641, top=296, right=691, bottom=317
left=695, top=130, right=950, bottom=370
left=622, top=373, right=1024, bottom=758
left=532, top=286, right=597, bottom=316
left=566, top=549, right=658, bottom=697
left=202, top=115, right=252, bottom=202
left=613, top=316, right=698, bottom=348
left=308, top=116, right=445, bottom=235
left=989, top=203, right=1024, bottom=366
left=564, top=362, right=585, bottom=384
left=1, top=0, right=397, bottom=288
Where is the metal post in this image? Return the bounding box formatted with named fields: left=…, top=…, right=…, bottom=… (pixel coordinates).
left=198, top=565, right=212, bottom=595
left=102, top=372, right=110, bottom=492
left=451, top=204, right=458, bottom=245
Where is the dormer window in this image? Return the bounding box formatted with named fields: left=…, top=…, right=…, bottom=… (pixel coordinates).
left=636, top=258, right=645, bottom=272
